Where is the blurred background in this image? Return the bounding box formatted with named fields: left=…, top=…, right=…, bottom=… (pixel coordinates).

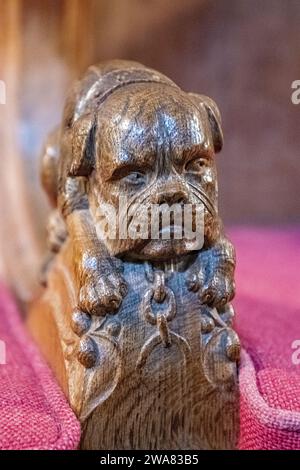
left=0, top=0, right=299, bottom=301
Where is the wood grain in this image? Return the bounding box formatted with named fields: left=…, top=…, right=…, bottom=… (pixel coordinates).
left=28, top=61, right=240, bottom=449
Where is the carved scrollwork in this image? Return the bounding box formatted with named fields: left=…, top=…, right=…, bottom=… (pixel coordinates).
left=71, top=309, right=122, bottom=369
left=70, top=309, right=123, bottom=420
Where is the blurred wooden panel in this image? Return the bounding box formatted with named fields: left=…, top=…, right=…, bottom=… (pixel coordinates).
left=0, top=0, right=43, bottom=300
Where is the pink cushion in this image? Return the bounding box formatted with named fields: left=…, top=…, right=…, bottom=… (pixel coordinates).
left=0, top=285, right=80, bottom=450
left=231, top=227, right=300, bottom=449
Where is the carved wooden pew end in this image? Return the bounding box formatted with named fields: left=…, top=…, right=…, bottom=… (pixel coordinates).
left=28, top=60, right=240, bottom=450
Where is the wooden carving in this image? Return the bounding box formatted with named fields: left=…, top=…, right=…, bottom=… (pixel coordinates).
left=28, top=60, right=240, bottom=449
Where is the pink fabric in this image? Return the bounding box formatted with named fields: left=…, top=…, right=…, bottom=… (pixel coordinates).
left=0, top=285, right=81, bottom=450
left=230, top=227, right=300, bottom=450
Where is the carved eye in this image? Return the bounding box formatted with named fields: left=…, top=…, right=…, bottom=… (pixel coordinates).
left=185, top=158, right=207, bottom=174
left=122, top=171, right=145, bottom=185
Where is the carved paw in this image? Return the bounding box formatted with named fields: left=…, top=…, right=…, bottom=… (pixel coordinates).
left=187, top=263, right=235, bottom=308
left=77, top=257, right=127, bottom=317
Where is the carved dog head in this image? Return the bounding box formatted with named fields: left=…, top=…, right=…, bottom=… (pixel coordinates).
left=61, top=61, right=223, bottom=261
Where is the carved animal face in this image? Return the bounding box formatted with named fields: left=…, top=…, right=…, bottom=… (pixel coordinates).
left=87, top=83, right=222, bottom=261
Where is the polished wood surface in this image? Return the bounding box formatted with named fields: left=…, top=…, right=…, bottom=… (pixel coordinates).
left=29, top=61, right=240, bottom=449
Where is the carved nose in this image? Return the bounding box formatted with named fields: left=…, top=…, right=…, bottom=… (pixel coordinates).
left=157, top=188, right=187, bottom=206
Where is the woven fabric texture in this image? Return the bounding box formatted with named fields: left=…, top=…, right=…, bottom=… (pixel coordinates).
left=0, top=284, right=81, bottom=450
left=231, top=227, right=300, bottom=450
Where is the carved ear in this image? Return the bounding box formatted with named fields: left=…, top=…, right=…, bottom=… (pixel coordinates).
left=188, top=93, right=223, bottom=153
left=68, top=114, right=96, bottom=177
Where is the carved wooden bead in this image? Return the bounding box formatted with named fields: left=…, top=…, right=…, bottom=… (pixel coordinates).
left=226, top=330, right=241, bottom=362
left=71, top=309, right=92, bottom=336
left=77, top=336, right=98, bottom=368
left=201, top=314, right=215, bottom=333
